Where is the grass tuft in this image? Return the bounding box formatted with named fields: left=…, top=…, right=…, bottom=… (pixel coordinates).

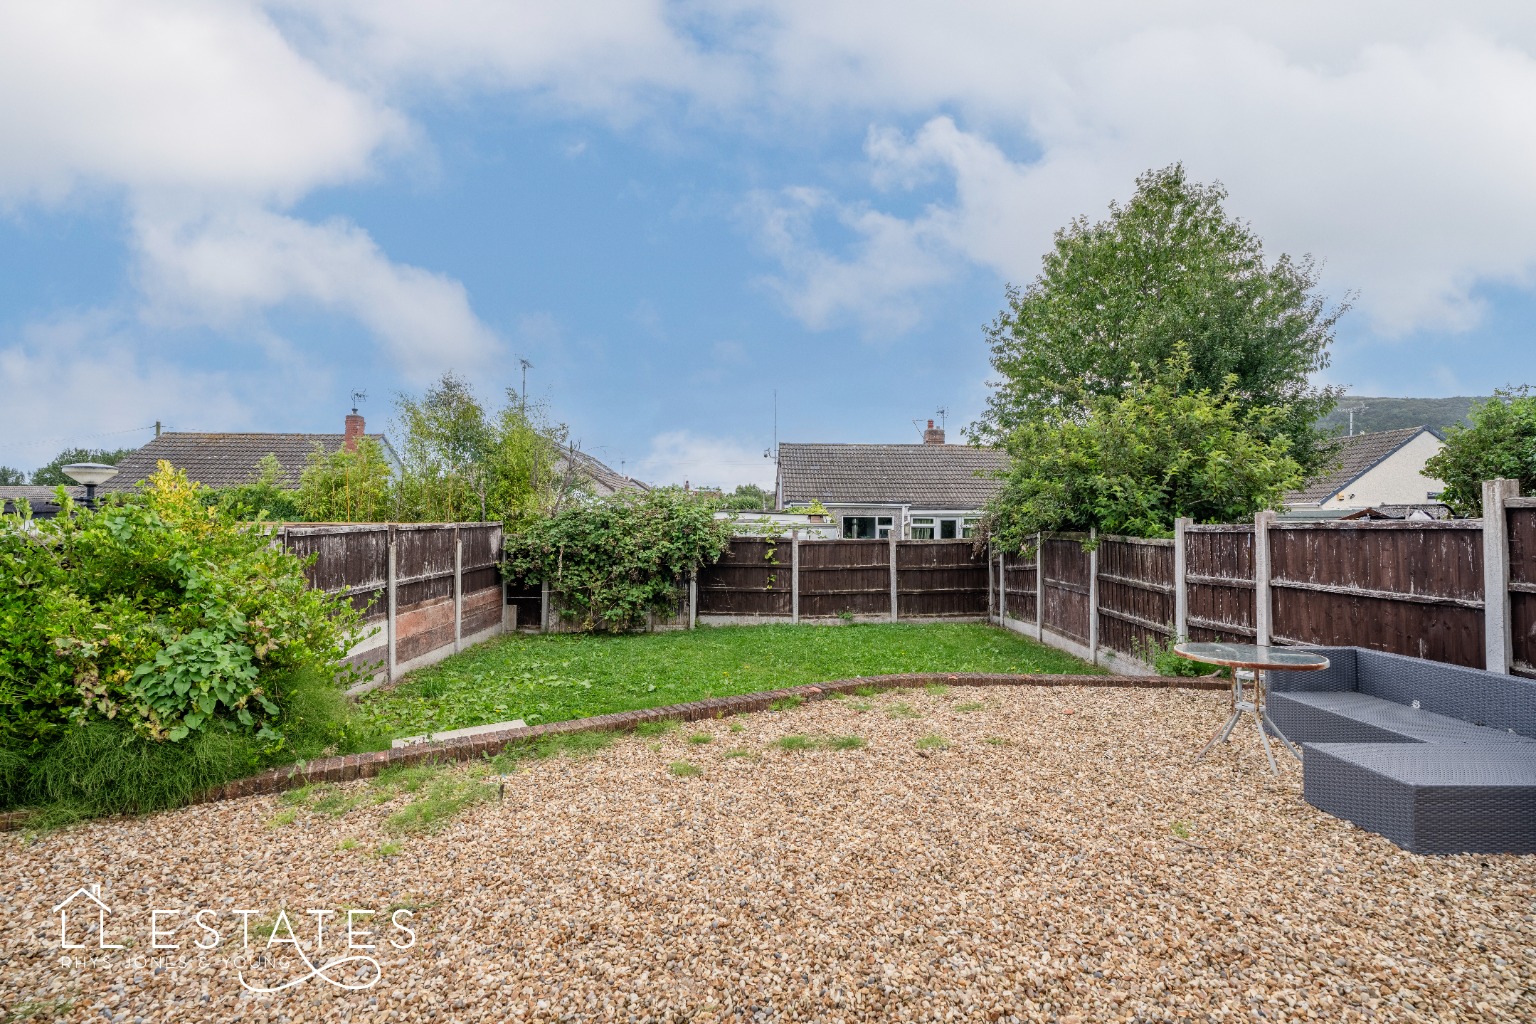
left=769, top=696, right=804, bottom=711
left=722, top=748, right=754, bottom=759
left=491, top=730, right=615, bottom=770
left=634, top=719, right=678, bottom=737
left=924, top=683, right=950, bottom=697
left=337, top=837, right=359, bottom=851
left=954, top=701, right=986, bottom=713
left=382, top=776, right=494, bottom=834
left=852, top=685, right=880, bottom=697
left=823, top=735, right=866, bottom=751
left=984, top=736, right=1012, bottom=746
left=886, top=701, right=923, bottom=720
left=775, top=735, right=815, bottom=751
left=688, top=732, right=713, bottom=745
left=916, top=733, right=950, bottom=751
left=668, top=760, right=702, bottom=778
left=265, top=808, right=298, bottom=829
left=373, top=840, right=404, bottom=858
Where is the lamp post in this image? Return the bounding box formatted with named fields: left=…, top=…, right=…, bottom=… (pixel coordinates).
left=62, top=463, right=118, bottom=509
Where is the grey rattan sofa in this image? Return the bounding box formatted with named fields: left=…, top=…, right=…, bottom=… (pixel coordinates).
left=1267, top=647, right=1536, bottom=855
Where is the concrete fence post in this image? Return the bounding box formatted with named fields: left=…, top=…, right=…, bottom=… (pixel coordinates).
left=998, top=550, right=1007, bottom=624
left=386, top=526, right=398, bottom=684
left=1087, top=528, right=1099, bottom=665
left=987, top=541, right=995, bottom=623
left=688, top=573, right=698, bottom=630
left=1254, top=510, right=1275, bottom=647
left=1484, top=478, right=1520, bottom=673
left=540, top=579, right=550, bottom=634
left=889, top=532, right=899, bottom=622
left=1035, top=532, right=1045, bottom=641
left=453, top=528, right=464, bottom=653
left=791, top=529, right=801, bottom=624
left=1174, top=517, right=1190, bottom=642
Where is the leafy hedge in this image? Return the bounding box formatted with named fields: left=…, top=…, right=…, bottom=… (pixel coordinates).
left=503, top=488, right=732, bottom=632
left=0, top=463, right=365, bottom=763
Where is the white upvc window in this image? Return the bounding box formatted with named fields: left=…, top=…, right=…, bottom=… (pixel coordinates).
left=910, top=516, right=935, bottom=540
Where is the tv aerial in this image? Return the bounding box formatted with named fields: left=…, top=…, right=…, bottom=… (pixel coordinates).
left=350, top=389, right=367, bottom=414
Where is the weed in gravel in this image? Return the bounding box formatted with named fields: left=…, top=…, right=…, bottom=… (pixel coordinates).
left=954, top=701, right=986, bottom=713
left=852, top=685, right=880, bottom=697
left=688, top=733, right=713, bottom=744
left=924, top=683, right=950, bottom=697
left=1171, top=821, right=1192, bottom=839
left=383, top=776, right=494, bottom=834
left=278, top=783, right=328, bottom=806
left=635, top=720, right=678, bottom=737
left=886, top=701, right=923, bottom=720
left=824, top=691, right=846, bottom=700
left=722, top=748, right=754, bottom=759
left=769, top=696, right=804, bottom=711
left=729, top=723, right=745, bottom=733
left=823, top=735, right=866, bottom=750
left=265, top=808, right=298, bottom=829
left=916, top=734, right=950, bottom=750
left=3, top=998, right=73, bottom=1021
left=373, top=840, right=404, bottom=858
left=984, top=736, right=1012, bottom=746
left=849, top=700, right=873, bottom=712
left=337, top=838, right=358, bottom=851
left=371, top=764, right=442, bottom=797
left=492, top=731, right=615, bottom=770
left=668, top=761, right=702, bottom=777
left=775, top=735, right=815, bottom=751
left=311, top=790, right=365, bottom=817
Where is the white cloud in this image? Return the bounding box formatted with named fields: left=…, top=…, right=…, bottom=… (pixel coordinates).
left=133, top=203, right=502, bottom=382
left=737, top=5, right=1536, bottom=338
left=636, top=430, right=775, bottom=489
left=0, top=0, right=402, bottom=203
left=0, top=313, right=253, bottom=462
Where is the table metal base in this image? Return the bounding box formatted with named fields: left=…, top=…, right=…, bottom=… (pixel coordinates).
left=1197, top=669, right=1302, bottom=775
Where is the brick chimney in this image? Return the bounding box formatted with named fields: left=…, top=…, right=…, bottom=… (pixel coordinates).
left=344, top=411, right=365, bottom=452
left=923, top=419, right=945, bottom=445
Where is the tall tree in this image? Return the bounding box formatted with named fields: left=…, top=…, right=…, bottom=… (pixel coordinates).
left=971, top=164, right=1345, bottom=475
left=0, top=467, right=25, bottom=485
left=1422, top=387, right=1536, bottom=516
left=31, top=447, right=135, bottom=486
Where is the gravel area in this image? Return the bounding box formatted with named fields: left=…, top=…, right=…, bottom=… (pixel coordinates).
left=3, top=684, right=1533, bottom=1023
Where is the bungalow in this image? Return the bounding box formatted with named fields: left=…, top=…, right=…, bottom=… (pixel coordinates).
left=101, top=411, right=394, bottom=492
left=776, top=421, right=1008, bottom=540
left=1283, top=425, right=1446, bottom=516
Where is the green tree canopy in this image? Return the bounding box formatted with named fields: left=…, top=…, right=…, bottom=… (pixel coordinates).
left=1423, top=387, right=1536, bottom=516
left=718, top=483, right=772, bottom=511
left=0, top=467, right=25, bottom=485
left=295, top=441, right=395, bottom=522
left=31, top=446, right=135, bottom=486
left=985, top=349, right=1306, bottom=549
left=972, top=164, right=1344, bottom=476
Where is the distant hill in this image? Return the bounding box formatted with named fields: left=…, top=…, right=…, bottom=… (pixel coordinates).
left=1318, top=396, right=1486, bottom=436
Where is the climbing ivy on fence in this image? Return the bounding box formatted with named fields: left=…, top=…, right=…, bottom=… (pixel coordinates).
left=503, top=488, right=734, bottom=632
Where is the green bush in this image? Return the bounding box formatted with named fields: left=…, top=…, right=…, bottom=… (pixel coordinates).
left=0, top=462, right=366, bottom=771
left=504, top=487, right=733, bottom=632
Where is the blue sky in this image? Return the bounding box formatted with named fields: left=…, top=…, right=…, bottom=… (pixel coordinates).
left=2, top=3, right=1534, bottom=488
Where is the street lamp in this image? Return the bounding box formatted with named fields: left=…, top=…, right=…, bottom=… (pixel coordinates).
left=62, top=463, right=118, bottom=509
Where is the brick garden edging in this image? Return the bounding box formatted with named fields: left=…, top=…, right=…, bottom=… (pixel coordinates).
left=0, top=673, right=1226, bottom=832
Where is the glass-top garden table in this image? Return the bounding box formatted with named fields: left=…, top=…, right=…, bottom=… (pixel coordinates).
left=1173, top=642, right=1331, bottom=775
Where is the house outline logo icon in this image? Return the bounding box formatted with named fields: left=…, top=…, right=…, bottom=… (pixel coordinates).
left=53, top=883, right=123, bottom=950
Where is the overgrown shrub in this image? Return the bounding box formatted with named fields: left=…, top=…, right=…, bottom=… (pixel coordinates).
left=503, top=488, right=733, bottom=632
left=0, top=463, right=365, bottom=769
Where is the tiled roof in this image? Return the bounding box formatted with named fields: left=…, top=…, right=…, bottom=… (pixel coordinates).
left=560, top=447, right=647, bottom=495
left=102, top=433, right=391, bottom=491
left=777, top=442, right=1009, bottom=509
left=1285, top=426, right=1433, bottom=505
left=0, top=485, right=85, bottom=502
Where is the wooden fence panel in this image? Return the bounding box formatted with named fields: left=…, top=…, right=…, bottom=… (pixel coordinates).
left=282, top=524, right=389, bottom=618
left=1001, top=551, right=1037, bottom=623
left=1097, top=536, right=1174, bottom=658
left=897, top=540, right=988, bottom=617
left=1510, top=505, right=1536, bottom=678
left=1185, top=525, right=1255, bottom=641
left=696, top=538, right=791, bottom=617
left=1040, top=535, right=1091, bottom=644
left=1270, top=522, right=1484, bottom=665
left=800, top=539, right=891, bottom=618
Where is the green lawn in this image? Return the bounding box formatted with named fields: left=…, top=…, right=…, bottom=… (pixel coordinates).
left=354, top=623, right=1096, bottom=739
